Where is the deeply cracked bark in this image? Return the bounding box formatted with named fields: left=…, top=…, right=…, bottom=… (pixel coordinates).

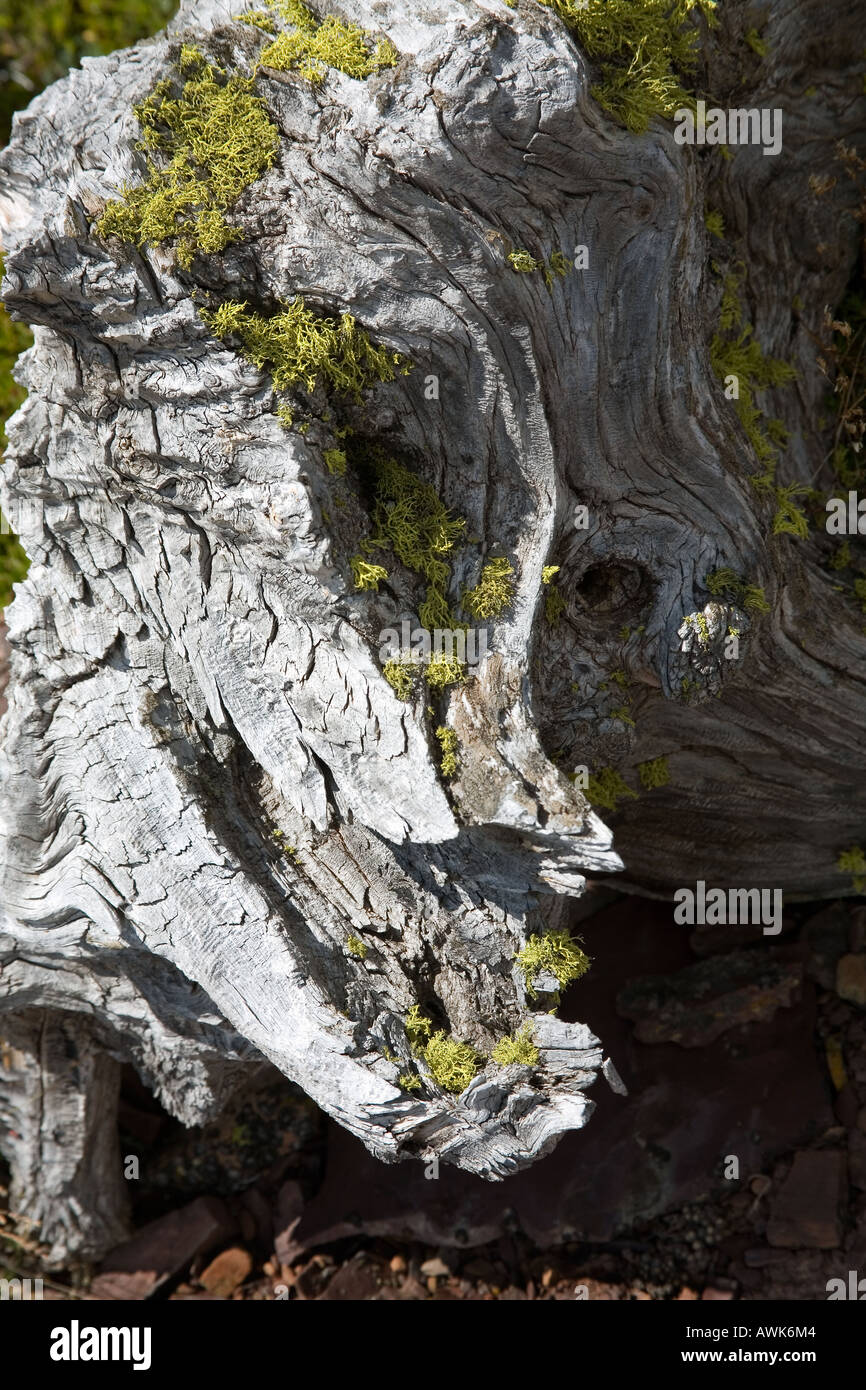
left=0, top=0, right=863, bottom=1260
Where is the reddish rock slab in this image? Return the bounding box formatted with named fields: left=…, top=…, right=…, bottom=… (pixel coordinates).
left=616, top=948, right=803, bottom=1047
left=767, top=1152, right=847, bottom=1250
left=90, top=1196, right=235, bottom=1300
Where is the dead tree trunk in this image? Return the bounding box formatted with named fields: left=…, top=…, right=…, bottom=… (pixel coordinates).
left=0, top=0, right=863, bottom=1261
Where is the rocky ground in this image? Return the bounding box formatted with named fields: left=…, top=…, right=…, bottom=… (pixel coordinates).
left=2, top=888, right=865, bottom=1302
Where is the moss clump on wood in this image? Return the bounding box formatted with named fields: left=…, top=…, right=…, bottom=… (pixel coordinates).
left=705, top=567, right=770, bottom=613
left=350, top=555, right=388, bottom=591
left=435, top=725, right=459, bottom=777
left=383, top=657, right=417, bottom=699
left=638, top=755, right=670, bottom=789
left=97, top=46, right=280, bottom=269
left=356, top=446, right=466, bottom=629
left=515, top=929, right=590, bottom=999
left=837, top=846, right=866, bottom=893
left=0, top=255, right=33, bottom=607
left=586, top=765, right=639, bottom=812
left=539, top=0, right=717, bottom=134
left=404, top=1006, right=480, bottom=1092
left=201, top=297, right=409, bottom=399
left=255, top=0, right=398, bottom=84
left=462, top=556, right=515, bottom=619
left=423, top=1030, right=481, bottom=1093
left=491, top=1024, right=539, bottom=1067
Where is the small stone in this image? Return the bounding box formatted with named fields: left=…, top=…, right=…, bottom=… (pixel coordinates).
left=677, top=1286, right=698, bottom=1300
left=836, top=954, right=866, bottom=1008
left=767, top=1150, right=846, bottom=1249
left=702, top=1287, right=734, bottom=1300
left=199, top=1246, right=253, bottom=1298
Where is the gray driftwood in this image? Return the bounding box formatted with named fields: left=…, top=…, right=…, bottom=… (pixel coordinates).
left=0, top=0, right=864, bottom=1262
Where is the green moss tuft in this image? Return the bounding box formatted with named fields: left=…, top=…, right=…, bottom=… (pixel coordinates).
left=435, top=725, right=459, bottom=777
left=355, top=444, right=466, bottom=630
left=423, top=1031, right=481, bottom=1093
left=705, top=209, right=724, bottom=238
left=426, top=653, right=466, bottom=690
left=350, top=555, right=388, bottom=590
left=323, top=446, right=347, bottom=475
left=516, top=929, right=591, bottom=999
left=586, top=766, right=639, bottom=812
left=508, top=249, right=540, bottom=273
left=255, top=0, right=398, bottom=85
left=744, top=27, right=768, bottom=57
left=239, top=9, right=278, bottom=33
left=491, top=1023, right=539, bottom=1067
left=346, top=934, right=368, bottom=958
left=201, top=297, right=409, bottom=400
left=405, top=1004, right=432, bottom=1051
left=709, top=267, right=798, bottom=510
left=836, top=846, right=866, bottom=893
left=771, top=483, right=810, bottom=538
left=705, top=568, right=770, bottom=613
left=545, top=584, right=566, bottom=626
left=462, top=556, right=515, bottom=619
left=97, top=48, right=280, bottom=269
left=540, top=0, right=717, bottom=134
left=638, top=755, right=670, bottom=789
left=383, top=657, right=417, bottom=699
left=0, top=255, right=33, bottom=607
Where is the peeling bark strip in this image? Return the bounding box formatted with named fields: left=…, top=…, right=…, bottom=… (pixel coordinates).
left=0, top=0, right=864, bottom=1259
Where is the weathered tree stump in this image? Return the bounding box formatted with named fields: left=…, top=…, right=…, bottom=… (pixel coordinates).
left=0, top=0, right=863, bottom=1260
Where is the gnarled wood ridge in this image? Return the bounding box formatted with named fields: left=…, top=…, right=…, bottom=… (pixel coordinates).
left=0, top=0, right=863, bottom=1261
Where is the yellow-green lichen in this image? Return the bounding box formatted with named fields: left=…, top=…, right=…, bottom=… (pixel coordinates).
left=586, top=765, right=639, bottom=812
left=516, top=929, right=590, bottom=999
left=323, top=446, right=347, bottom=475
left=539, top=0, right=718, bottom=134
left=462, top=556, right=515, bottom=619
left=350, top=555, right=388, bottom=590
left=383, top=657, right=418, bottom=699
left=508, top=249, right=539, bottom=273
left=398, top=1070, right=422, bottom=1091
left=610, top=705, right=635, bottom=727
left=491, top=1024, right=540, bottom=1067
left=405, top=1004, right=432, bottom=1051
left=435, top=725, right=459, bottom=777
left=97, top=47, right=280, bottom=270
left=542, top=565, right=560, bottom=585
left=423, top=1031, right=482, bottom=1093
left=545, top=585, right=566, bottom=626
left=346, top=934, right=368, bottom=958
left=744, top=27, right=768, bottom=57
left=425, top=652, right=466, bottom=690
left=638, top=755, right=670, bottom=789
left=255, top=0, right=398, bottom=85
left=239, top=9, right=278, bottom=32
left=709, top=267, right=801, bottom=531
left=0, top=254, right=32, bottom=607
left=356, top=444, right=466, bottom=637
left=705, top=567, right=770, bottom=613
left=837, top=846, right=866, bottom=893
left=201, top=297, right=409, bottom=400
left=705, top=209, right=725, bottom=238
